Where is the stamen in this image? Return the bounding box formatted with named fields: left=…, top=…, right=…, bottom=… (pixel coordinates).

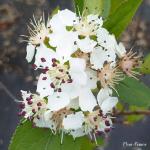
left=98, top=63, right=124, bottom=89
left=119, top=50, right=142, bottom=78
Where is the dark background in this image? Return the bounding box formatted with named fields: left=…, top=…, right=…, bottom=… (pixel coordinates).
left=0, top=0, right=150, bottom=150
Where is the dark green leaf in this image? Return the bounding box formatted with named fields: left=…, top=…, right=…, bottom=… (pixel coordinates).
left=115, top=77, right=150, bottom=107
left=141, top=54, right=150, bottom=74
left=104, top=0, right=142, bottom=38
left=74, top=0, right=111, bottom=18
left=9, top=121, right=103, bottom=150
left=51, top=6, right=60, bottom=16
left=73, top=0, right=84, bottom=16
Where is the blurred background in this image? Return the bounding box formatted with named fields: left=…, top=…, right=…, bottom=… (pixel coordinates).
left=0, top=0, right=150, bottom=150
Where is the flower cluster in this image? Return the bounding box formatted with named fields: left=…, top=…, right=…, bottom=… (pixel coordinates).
left=19, top=9, right=142, bottom=141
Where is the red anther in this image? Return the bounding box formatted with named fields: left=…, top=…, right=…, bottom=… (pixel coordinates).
left=59, top=69, right=63, bottom=72
left=52, top=58, right=57, bottom=63
left=32, top=109, right=36, bottom=113
left=42, top=68, right=48, bottom=73
left=50, top=83, right=55, bottom=88
left=58, top=88, right=62, bottom=92
left=41, top=58, right=46, bottom=62
left=52, top=63, right=57, bottom=67
left=93, top=117, right=97, bottom=121
left=37, top=102, right=42, bottom=106
left=26, top=97, right=32, bottom=101
left=19, top=103, right=25, bottom=109
left=32, top=64, right=37, bottom=69
left=61, top=79, right=65, bottom=83
left=21, top=111, right=26, bottom=116
left=67, top=79, right=73, bottom=83
left=105, top=120, right=110, bottom=126
left=28, top=100, right=33, bottom=105
left=42, top=77, right=47, bottom=80
left=105, top=128, right=110, bottom=133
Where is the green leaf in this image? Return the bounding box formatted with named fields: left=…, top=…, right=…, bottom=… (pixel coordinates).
left=104, top=0, right=142, bottom=38
left=109, top=0, right=127, bottom=15
left=73, top=0, right=111, bottom=18
left=141, top=54, right=150, bottom=74
left=115, top=77, right=150, bottom=107
left=9, top=121, right=103, bottom=150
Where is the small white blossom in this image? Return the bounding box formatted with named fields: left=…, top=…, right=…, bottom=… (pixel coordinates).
left=97, top=88, right=118, bottom=114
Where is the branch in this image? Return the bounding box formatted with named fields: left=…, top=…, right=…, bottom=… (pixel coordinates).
left=115, top=110, right=150, bottom=116
left=0, top=81, right=19, bottom=102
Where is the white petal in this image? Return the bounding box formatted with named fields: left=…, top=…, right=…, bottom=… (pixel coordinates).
left=36, top=73, right=54, bottom=98
left=63, top=111, right=84, bottom=130
left=69, top=128, right=85, bottom=139
left=101, top=97, right=118, bottom=114
left=59, top=9, right=76, bottom=26
left=35, top=44, right=58, bottom=69
left=115, top=42, right=126, bottom=58
left=21, top=90, right=31, bottom=100
left=61, top=82, right=79, bottom=99
left=69, top=58, right=87, bottom=86
left=67, top=98, right=79, bottom=110
left=77, top=37, right=97, bottom=53
left=47, top=92, right=70, bottom=111
left=70, top=71, right=87, bottom=86
left=70, top=58, right=86, bottom=72
left=49, top=31, right=78, bottom=62
left=97, top=87, right=112, bottom=106
left=86, top=68, right=98, bottom=89
left=90, top=46, right=116, bottom=70
left=33, top=111, right=55, bottom=129
left=97, top=28, right=117, bottom=50
left=26, top=44, right=35, bottom=62
left=48, top=13, right=66, bottom=32
left=79, top=88, right=97, bottom=112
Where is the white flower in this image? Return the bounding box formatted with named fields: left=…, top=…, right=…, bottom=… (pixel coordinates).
left=36, top=57, right=87, bottom=98
left=97, top=63, right=124, bottom=89
left=90, top=46, right=116, bottom=70
left=74, top=15, right=103, bottom=53
left=74, top=15, right=103, bottom=37
left=97, top=88, right=118, bottom=114
left=61, top=68, right=98, bottom=112
left=20, top=91, right=47, bottom=119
